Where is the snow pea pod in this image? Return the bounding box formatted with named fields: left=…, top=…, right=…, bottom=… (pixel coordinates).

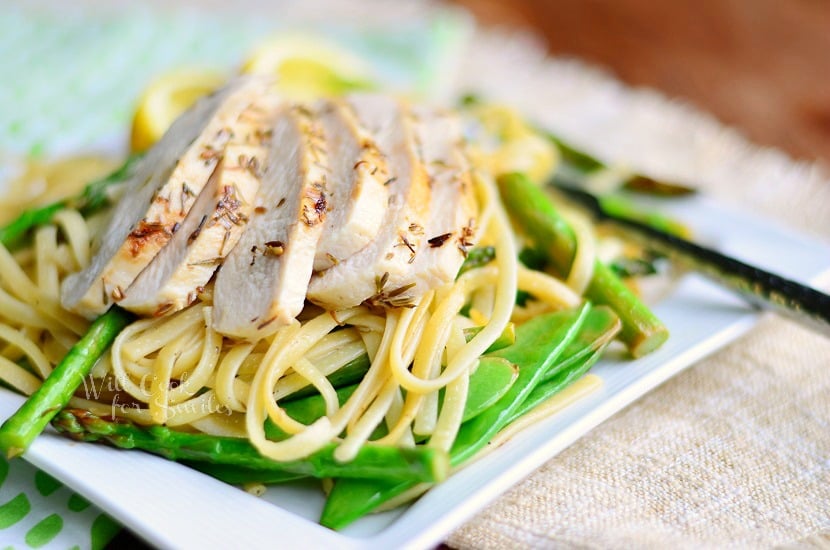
left=461, top=357, right=518, bottom=423
left=542, top=305, right=620, bottom=382
left=498, top=305, right=619, bottom=426
left=450, top=304, right=589, bottom=464
left=319, top=304, right=590, bottom=529
left=463, top=306, right=617, bottom=423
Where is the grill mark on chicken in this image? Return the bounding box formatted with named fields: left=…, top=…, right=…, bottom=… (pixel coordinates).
left=60, top=77, right=271, bottom=318
left=127, top=221, right=171, bottom=258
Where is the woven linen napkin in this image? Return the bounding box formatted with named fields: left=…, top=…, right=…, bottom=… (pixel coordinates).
left=447, top=27, right=830, bottom=549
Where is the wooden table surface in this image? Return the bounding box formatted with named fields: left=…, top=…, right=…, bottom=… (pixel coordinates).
left=455, top=0, right=830, bottom=166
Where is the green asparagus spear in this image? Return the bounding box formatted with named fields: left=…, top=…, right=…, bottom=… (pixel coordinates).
left=497, top=172, right=668, bottom=357
left=52, top=409, right=448, bottom=484
left=0, top=156, right=142, bottom=456
left=598, top=194, right=691, bottom=238
left=0, top=154, right=141, bottom=249
left=0, top=307, right=134, bottom=457
left=319, top=305, right=590, bottom=529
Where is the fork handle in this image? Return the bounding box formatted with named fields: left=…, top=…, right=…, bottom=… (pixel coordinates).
left=610, top=214, right=830, bottom=337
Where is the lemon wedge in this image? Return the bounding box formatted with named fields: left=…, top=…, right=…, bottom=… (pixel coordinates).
left=241, top=33, right=375, bottom=100
left=129, top=69, right=226, bottom=152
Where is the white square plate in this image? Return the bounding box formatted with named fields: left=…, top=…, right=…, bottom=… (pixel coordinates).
left=1, top=193, right=828, bottom=549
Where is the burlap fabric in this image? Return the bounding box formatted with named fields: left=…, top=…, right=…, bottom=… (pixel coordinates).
left=447, top=27, right=830, bottom=549
left=449, top=316, right=830, bottom=548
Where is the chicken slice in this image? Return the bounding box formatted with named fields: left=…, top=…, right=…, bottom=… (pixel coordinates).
left=312, top=99, right=390, bottom=271
left=306, top=94, right=431, bottom=310
left=213, top=104, right=329, bottom=340
left=61, top=77, right=273, bottom=318
left=118, top=95, right=283, bottom=316
left=406, top=107, right=478, bottom=293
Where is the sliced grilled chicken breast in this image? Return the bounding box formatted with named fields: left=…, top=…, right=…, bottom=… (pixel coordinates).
left=213, top=104, right=329, bottom=339
left=312, top=99, right=389, bottom=271
left=405, top=107, right=477, bottom=293
left=306, top=94, right=431, bottom=310
left=118, top=96, right=282, bottom=316
left=61, top=77, right=273, bottom=318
